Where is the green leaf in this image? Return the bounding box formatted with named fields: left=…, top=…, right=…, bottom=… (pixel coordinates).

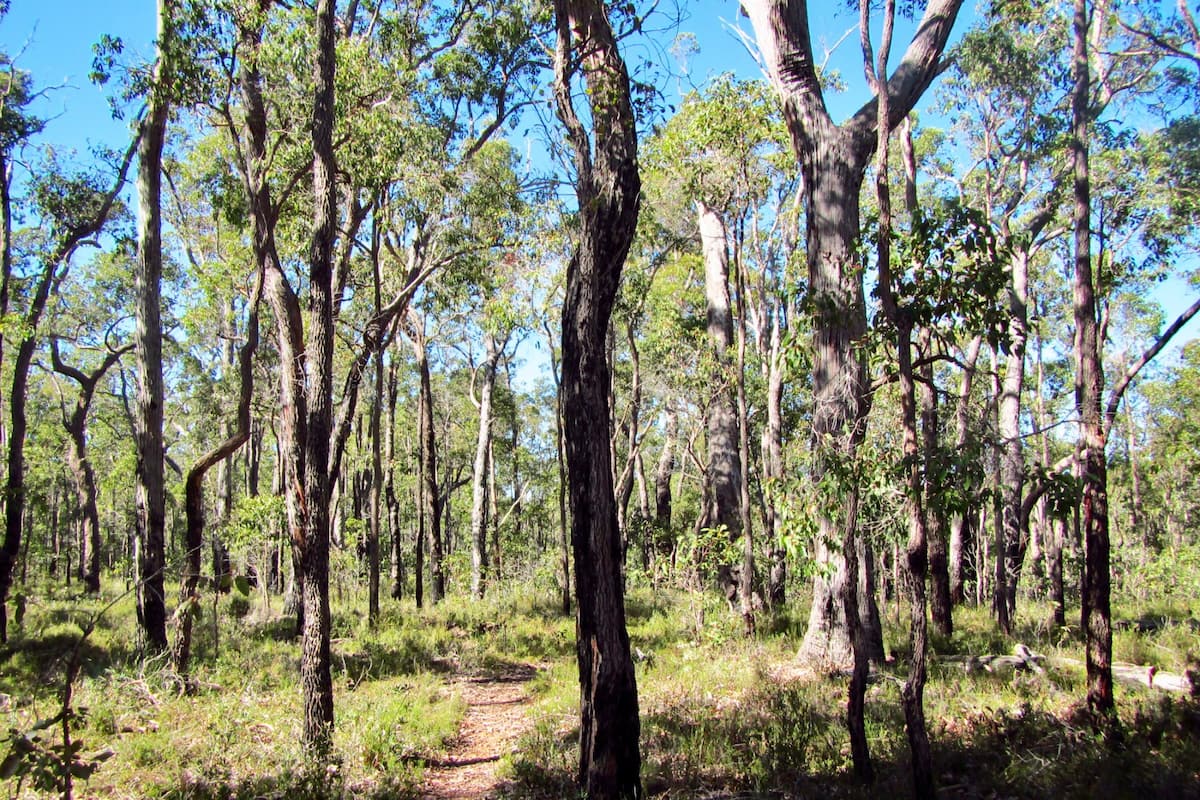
left=234, top=575, right=251, bottom=596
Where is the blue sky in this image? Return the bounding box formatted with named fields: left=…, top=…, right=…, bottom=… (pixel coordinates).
left=0, top=1, right=900, bottom=159
left=0, top=0, right=153, bottom=157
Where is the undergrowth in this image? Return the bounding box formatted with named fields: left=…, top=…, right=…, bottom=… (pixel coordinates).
left=0, top=577, right=1198, bottom=798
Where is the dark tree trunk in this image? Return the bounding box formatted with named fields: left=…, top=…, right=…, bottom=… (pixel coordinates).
left=408, top=317, right=445, bottom=604
left=1071, top=0, right=1113, bottom=721
left=297, top=0, right=339, bottom=757
left=387, top=350, right=403, bottom=601
left=553, top=0, right=642, bottom=793
left=0, top=127, right=136, bottom=644
left=948, top=336, right=982, bottom=604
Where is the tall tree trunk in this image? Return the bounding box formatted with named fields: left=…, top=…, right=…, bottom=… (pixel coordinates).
left=733, top=242, right=755, bottom=633
left=698, top=201, right=744, bottom=605
left=546, top=320, right=571, bottom=616
left=654, top=404, right=677, bottom=575
left=901, top=119, right=951, bottom=638
left=996, top=246, right=1029, bottom=635
left=408, top=317, right=445, bottom=604
left=470, top=333, right=500, bottom=599
left=1072, top=0, right=1114, bottom=721
left=133, top=0, right=173, bottom=657
left=234, top=1, right=308, bottom=638
left=299, top=0, right=338, bottom=755
left=743, top=0, right=962, bottom=784
left=763, top=307, right=786, bottom=607
left=553, top=0, right=642, bottom=793
left=367, top=226, right=386, bottom=624
left=387, top=350, right=403, bottom=601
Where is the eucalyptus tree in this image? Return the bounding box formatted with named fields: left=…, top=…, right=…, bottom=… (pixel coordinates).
left=44, top=243, right=139, bottom=595
left=740, top=4, right=964, bottom=711
left=553, top=0, right=643, bottom=792
left=0, top=142, right=137, bottom=643
left=935, top=10, right=1074, bottom=632
left=643, top=74, right=795, bottom=620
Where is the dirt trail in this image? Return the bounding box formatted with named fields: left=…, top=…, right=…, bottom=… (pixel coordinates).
left=420, top=663, right=539, bottom=799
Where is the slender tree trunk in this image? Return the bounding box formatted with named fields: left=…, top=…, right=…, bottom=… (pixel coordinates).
left=408, top=318, right=444, bottom=604
left=554, top=0, right=642, bottom=793
left=546, top=320, right=571, bottom=616
left=133, top=0, right=172, bottom=657
left=470, top=333, right=500, bottom=599
left=1072, top=0, right=1114, bottom=721
left=53, top=344, right=128, bottom=596
left=387, top=351, right=403, bottom=601
left=948, top=336, right=982, bottom=603
left=298, top=0, right=338, bottom=755
left=654, top=404, right=677, bottom=576
left=763, top=307, right=786, bottom=608
left=997, top=246, right=1029, bottom=635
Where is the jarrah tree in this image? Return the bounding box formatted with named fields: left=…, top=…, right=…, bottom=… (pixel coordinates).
left=552, top=0, right=643, bottom=794
left=741, top=0, right=965, bottom=779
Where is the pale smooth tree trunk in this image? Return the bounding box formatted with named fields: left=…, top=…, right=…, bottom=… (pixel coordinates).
left=133, top=0, right=172, bottom=656
left=469, top=332, right=501, bottom=598
left=996, top=246, right=1029, bottom=635
left=698, top=201, right=744, bottom=605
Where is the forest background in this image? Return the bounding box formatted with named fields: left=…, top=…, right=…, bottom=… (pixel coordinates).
left=0, top=0, right=1197, bottom=799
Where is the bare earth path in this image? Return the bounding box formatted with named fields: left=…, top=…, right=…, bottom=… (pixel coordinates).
left=420, top=663, right=539, bottom=799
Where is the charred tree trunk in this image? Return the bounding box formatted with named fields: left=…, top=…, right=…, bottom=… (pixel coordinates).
left=297, top=0, right=338, bottom=756
left=553, top=0, right=642, bottom=793
left=1071, top=0, right=1113, bottom=722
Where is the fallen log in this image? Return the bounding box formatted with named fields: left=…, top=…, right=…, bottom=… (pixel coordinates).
left=1048, top=655, right=1196, bottom=694
left=938, top=643, right=1046, bottom=675
left=937, top=644, right=1196, bottom=694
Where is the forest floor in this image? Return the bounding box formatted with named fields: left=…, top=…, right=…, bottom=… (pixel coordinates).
left=2, top=579, right=1200, bottom=798
left=418, top=662, right=540, bottom=799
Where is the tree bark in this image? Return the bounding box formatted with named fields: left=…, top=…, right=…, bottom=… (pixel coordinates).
left=133, top=0, right=173, bottom=657
left=1071, top=0, right=1114, bottom=722
left=743, top=0, right=962, bottom=675
left=698, top=201, right=745, bottom=605
left=298, top=0, right=338, bottom=755
left=996, top=246, right=1029, bottom=635
left=407, top=315, right=445, bottom=604
left=553, top=0, right=642, bottom=793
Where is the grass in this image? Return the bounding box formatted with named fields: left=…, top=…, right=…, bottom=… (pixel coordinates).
left=0, top=575, right=1198, bottom=798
